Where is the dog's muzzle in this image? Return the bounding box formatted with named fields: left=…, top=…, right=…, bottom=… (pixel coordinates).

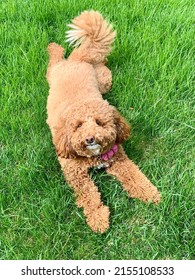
left=86, top=143, right=102, bottom=156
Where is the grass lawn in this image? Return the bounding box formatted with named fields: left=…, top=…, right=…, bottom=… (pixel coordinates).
left=0, top=0, right=194, bottom=260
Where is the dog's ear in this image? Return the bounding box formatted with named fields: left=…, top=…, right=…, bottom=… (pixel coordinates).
left=113, top=108, right=131, bottom=143
left=52, top=122, right=73, bottom=158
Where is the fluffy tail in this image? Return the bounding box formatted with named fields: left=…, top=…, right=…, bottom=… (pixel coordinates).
left=65, top=10, right=116, bottom=64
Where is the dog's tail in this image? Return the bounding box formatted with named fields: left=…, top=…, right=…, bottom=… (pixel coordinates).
left=65, top=10, right=116, bottom=64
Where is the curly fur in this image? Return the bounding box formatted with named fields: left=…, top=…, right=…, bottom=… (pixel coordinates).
left=46, top=10, right=161, bottom=233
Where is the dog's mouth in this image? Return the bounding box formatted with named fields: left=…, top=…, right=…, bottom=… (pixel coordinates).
left=86, top=143, right=102, bottom=156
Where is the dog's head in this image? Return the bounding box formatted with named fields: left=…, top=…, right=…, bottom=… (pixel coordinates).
left=52, top=100, right=130, bottom=158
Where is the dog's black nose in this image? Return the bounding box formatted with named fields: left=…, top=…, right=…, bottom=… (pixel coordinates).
left=85, top=136, right=95, bottom=145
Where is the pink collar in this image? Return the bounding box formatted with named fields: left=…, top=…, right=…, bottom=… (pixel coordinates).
left=101, top=144, right=118, bottom=161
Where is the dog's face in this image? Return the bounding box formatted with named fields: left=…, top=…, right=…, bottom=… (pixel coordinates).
left=53, top=100, right=130, bottom=158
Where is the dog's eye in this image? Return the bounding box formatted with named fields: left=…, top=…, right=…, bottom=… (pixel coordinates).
left=75, top=122, right=83, bottom=129
left=96, top=119, right=103, bottom=126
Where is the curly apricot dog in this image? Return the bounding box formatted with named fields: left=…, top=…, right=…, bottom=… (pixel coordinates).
left=46, top=11, right=160, bottom=233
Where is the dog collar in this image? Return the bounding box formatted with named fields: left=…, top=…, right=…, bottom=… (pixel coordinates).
left=101, top=144, right=118, bottom=161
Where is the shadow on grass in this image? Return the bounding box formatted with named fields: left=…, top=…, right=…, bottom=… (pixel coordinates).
left=124, top=119, right=156, bottom=162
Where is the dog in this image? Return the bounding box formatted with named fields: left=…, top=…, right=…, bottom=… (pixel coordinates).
left=46, top=10, right=161, bottom=233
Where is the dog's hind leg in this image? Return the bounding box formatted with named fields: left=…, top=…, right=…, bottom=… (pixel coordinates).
left=46, top=43, right=64, bottom=84
left=94, top=63, right=112, bottom=94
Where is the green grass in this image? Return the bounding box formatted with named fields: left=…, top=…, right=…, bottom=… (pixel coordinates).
left=0, top=0, right=194, bottom=260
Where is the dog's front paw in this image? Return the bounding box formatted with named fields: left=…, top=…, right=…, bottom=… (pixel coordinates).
left=140, top=187, right=161, bottom=205
left=84, top=205, right=110, bottom=233
left=151, top=189, right=161, bottom=204
left=129, top=184, right=161, bottom=205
